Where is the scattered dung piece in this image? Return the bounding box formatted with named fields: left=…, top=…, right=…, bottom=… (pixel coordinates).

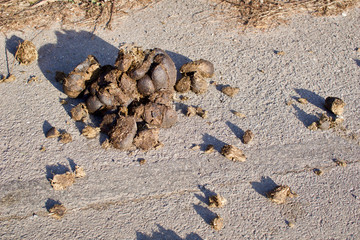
left=204, top=145, right=215, bottom=154
left=27, top=76, right=39, bottom=84
left=59, top=132, right=72, bottom=144
left=46, top=127, right=60, bottom=138
left=0, top=74, right=16, bottom=83
left=209, top=194, right=227, bottom=208
left=287, top=221, right=295, bottom=228
left=81, top=126, right=100, bottom=139
left=175, top=76, right=191, bottom=93
left=190, top=73, right=208, bottom=94
left=325, top=97, right=345, bottom=115
left=138, top=158, right=146, bottom=165
left=180, top=59, right=214, bottom=78
left=210, top=215, right=224, bottom=231
left=15, top=40, right=38, bottom=65
left=243, top=130, right=254, bottom=144
left=313, top=168, right=323, bottom=176
left=221, top=145, right=246, bottom=162
left=267, top=185, right=297, bottom=204
left=40, top=146, right=46, bottom=152
left=232, top=111, right=246, bottom=119
left=196, top=107, right=208, bottom=119
left=71, top=103, right=88, bottom=122
left=101, top=139, right=112, bottom=150
left=275, top=50, right=285, bottom=56
left=191, top=144, right=200, bottom=150
left=55, top=71, right=67, bottom=83
left=221, top=86, right=239, bottom=97
left=186, top=106, right=197, bottom=117
left=318, top=113, right=331, bottom=130
left=59, top=99, right=68, bottom=105
left=133, top=128, right=160, bottom=151
left=210, top=80, right=217, bottom=86
left=48, top=204, right=66, bottom=220
left=297, top=98, right=308, bottom=104
left=307, top=122, right=318, bottom=131
left=74, top=166, right=86, bottom=178
left=50, top=172, right=75, bottom=190
left=335, top=159, right=347, bottom=167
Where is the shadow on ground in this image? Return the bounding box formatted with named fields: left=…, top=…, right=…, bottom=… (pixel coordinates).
left=194, top=184, right=217, bottom=205
left=202, top=133, right=226, bottom=153
left=292, top=105, right=318, bottom=128
left=250, top=176, right=278, bottom=197
left=136, top=224, right=202, bottom=240
left=294, top=88, right=325, bottom=110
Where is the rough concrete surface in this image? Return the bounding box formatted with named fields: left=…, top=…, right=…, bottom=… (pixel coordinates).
left=0, top=0, right=360, bottom=239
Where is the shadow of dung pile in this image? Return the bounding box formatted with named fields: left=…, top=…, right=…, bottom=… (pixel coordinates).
left=294, top=88, right=325, bottom=110
left=250, top=176, right=279, bottom=197
left=136, top=224, right=202, bottom=240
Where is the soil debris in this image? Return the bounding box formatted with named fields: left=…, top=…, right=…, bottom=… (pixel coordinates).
left=60, top=99, right=68, bottom=105
left=334, top=159, right=347, bottom=167
left=180, top=95, right=189, bottom=101
left=297, top=98, right=308, bottom=104
left=27, top=76, right=39, bottom=84
left=211, top=215, right=224, bottom=231
left=313, top=168, right=323, bottom=176
left=209, top=194, right=227, bottom=208
left=221, top=145, right=246, bottom=162
left=46, top=127, right=60, bottom=138
left=48, top=204, right=66, bottom=220
left=307, top=122, right=318, bottom=131
left=221, top=86, right=239, bottom=97
left=50, top=172, right=75, bottom=190
left=74, top=166, right=86, bottom=178
left=232, top=111, right=246, bottom=118
left=71, top=103, right=88, bottom=122
left=243, top=130, right=254, bottom=144
left=275, top=51, right=285, bottom=56
left=267, top=185, right=297, bottom=204
left=204, top=145, right=215, bottom=154
left=81, top=126, right=100, bottom=139
left=325, top=97, right=345, bottom=115
left=59, top=132, right=73, bottom=144
left=15, top=40, right=38, bottom=65
left=287, top=221, right=295, bottom=228
left=40, top=146, right=46, bottom=152
left=0, top=74, right=16, bottom=83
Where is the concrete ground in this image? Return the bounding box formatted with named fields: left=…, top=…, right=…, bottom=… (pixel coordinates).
left=0, top=0, right=359, bottom=239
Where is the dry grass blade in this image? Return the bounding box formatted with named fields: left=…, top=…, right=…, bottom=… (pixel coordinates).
left=214, top=0, right=360, bottom=29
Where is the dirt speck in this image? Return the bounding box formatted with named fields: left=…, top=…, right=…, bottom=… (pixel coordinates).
left=101, top=139, right=112, bottom=150
left=60, top=99, right=68, bottom=105
left=15, top=40, right=38, bottom=65
left=211, top=215, right=224, bottom=231
left=325, top=97, right=345, bottom=115
left=335, top=159, right=347, bottom=167
left=232, top=111, right=246, bottom=118
left=287, top=221, right=295, bottom=228
left=209, top=194, right=227, bottom=208
left=267, top=185, right=297, bottom=204
left=313, top=168, right=323, bottom=176
left=48, top=204, right=66, bottom=220
left=191, top=144, right=200, bottom=150
left=196, top=107, right=208, bottom=119
left=27, top=76, right=39, bottom=84
left=275, top=50, right=285, bottom=56
left=50, top=172, right=75, bottom=190
left=59, top=132, right=72, bottom=143
left=243, top=130, right=254, bottom=144
left=221, top=145, right=246, bottom=162
left=81, top=126, right=100, bottom=139
left=221, top=86, right=239, bottom=97
left=138, top=158, right=146, bottom=165
left=286, top=100, right=294, bottom=106
left=46, top=127, right=60, bottom=138
left=40, top=146, right=46, bottom=152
